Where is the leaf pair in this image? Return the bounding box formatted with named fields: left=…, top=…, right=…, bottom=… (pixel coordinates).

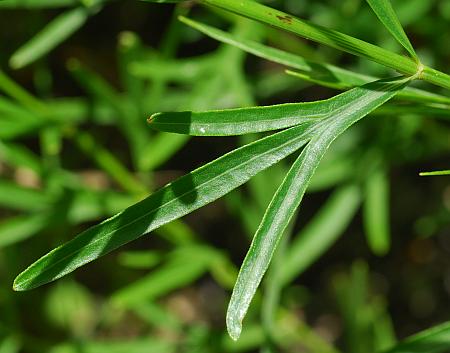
left=13, top=77, right=410, bottom=321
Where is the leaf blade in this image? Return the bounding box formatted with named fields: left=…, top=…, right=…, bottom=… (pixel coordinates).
left=13, top=121, right=316, bottom=291
left=226, top=76, right=409, bottom=340
left=9, top=7, right=89, bottom=69
left=365, top=0, right=418, bottom=60
left=382, top=321, right=450, bottom=353
left=179, top=16, right=450, bottom=105
left=149, top=102, right=329, bottom=136
left=200, top=0, right=418, bottom=76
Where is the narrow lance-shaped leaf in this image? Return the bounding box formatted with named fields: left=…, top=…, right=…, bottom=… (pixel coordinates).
left=150, top=73, right=412, bottom=136
left=382, top=321, right=450, bottom=353
left=200, top=0, right=418, bottom=76
left=0, top=0, right=76, bottom=8
left=178, top=16, right=450, bottom=105
left=9, top=6, right=91, bottom=69
left=13, top=120, right=317, bottom=291
left=150, top=101, right=331, bottom=136
left=419, top=170, right=450, bottom=176
left=226, top=76, right=410, bottom=341
left=365, top=0, right=418, bottom=60
left=363, top=167, right=391, bottom=256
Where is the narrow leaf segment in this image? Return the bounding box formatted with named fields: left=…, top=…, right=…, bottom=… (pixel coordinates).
left=13, top=121, right=316, bottom=291
left=226, top=76, right=410, bottom=341
left=365, top=0, right=418, bottom=60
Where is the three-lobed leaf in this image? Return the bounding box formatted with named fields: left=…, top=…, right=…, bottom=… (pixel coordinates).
left=226, top=76, right=410, bottom=340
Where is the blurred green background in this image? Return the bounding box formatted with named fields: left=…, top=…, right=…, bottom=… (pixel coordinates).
left=0, top=0, right=449, bottom=352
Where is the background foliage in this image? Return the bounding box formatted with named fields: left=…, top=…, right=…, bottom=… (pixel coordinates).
left=0, top=0, right=449, bottom=352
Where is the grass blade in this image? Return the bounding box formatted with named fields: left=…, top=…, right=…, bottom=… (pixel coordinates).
left=365, top=0, right=418, bottom=60
left=13, top=121, right=316, bottom=291
left=226, top=76, right=409, bottom=341
left=9, top=7, right=90, bottom=69
left=382, top=321, right=450, bottom=353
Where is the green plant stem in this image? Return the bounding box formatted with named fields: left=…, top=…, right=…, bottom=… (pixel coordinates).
left=200, top=0, right=418, bottom=75
left=422, top=66, right=450, bottom=91
left=200, top=0, right=450, bottom=91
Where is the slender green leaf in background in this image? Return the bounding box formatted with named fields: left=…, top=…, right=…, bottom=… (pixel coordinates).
left=9, top=7, right=91, bottom=69
left=117, top=250, right=162, bottom=269
left=226, top=76, right=409, bottom=341
left=419, top=170, right=450, bottom=176
left=280, top=184, right=361, bottom=285
left=0, top=0, right=76, bottom=8
left=111, top=245, right=218, bottom=306
left=365, top=0, right=418, bottom=60
left=13, top=121, right=316, bottom=291
left=0, top=180, right=50, bottom=211
left=382, top=321, right=450, bottom=353
left=0, top=214, right=49, bottom=248
left=363, top=167, right=391, bottom=256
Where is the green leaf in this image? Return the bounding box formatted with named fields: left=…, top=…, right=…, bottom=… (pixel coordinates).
left=111, top=245, right=218, bottom=306
left=0, top=0, right=76, bottom=8
left=419, top=170, right=450, bottom=176
left=179, top=16, right=450, bottom=105
left=0, top=180, right=50, bottom=211
left=279, top=184, right=361, bottom=285
left=13, top=121, right=316, bottom=291
left=0, top=214, right=49, bottom=248
left=365, top=0, right=418, bottom=60
left=117, top=251, right=162, bottom=269
left=200, top=0, right=418, bottom=76
left=363, top=167, right=391, bottom=256
left=226, top=76, right=409, bottom=341
left=9, top=7, right=90, bottom=69
left=382, top=321, right=450, bottom=353
left=149, top=102, right=329, bottom=136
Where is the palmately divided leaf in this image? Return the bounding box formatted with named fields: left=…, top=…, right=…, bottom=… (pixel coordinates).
left=13, top=121, right=317, bottom=291
left=226, top=76, right=410, bottom=341
left=365, top=0, right=418, bottom=60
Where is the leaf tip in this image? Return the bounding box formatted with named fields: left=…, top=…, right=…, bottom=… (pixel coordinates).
left=9, top=55, right=22, bottom=70
left=12, top=276, right=26, bottom=292
left=226, top=311, right=242, bottom=341
left=147, top=113, right=159, bottom=124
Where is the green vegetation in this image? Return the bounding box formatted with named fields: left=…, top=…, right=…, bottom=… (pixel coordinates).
left=0, top=0, right=449, bottom=352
